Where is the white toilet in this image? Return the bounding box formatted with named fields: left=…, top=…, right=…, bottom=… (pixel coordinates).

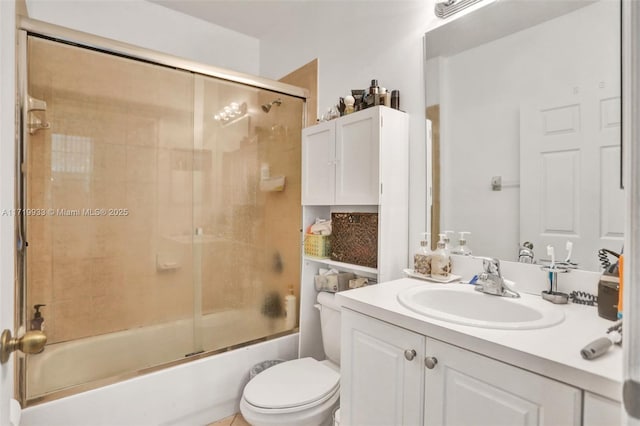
left=240, top=292, right=341, bottom=426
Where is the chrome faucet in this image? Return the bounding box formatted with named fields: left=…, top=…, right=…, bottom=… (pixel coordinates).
left=473, top=257, right=520, bottom=298
left=518, top=241, right=534, bottom=263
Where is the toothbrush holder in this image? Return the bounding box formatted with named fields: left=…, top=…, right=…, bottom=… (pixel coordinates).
left=540, top=265, right=572, bottom=304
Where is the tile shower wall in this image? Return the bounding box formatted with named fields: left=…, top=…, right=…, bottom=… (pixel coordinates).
left=24, top=35, right=303, bottom=398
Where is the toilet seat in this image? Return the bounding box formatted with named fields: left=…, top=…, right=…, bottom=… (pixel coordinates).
left=243, top=358, right=340, bottom=413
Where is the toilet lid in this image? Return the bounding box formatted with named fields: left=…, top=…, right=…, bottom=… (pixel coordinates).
left=244, top=358, right=340, bottom=409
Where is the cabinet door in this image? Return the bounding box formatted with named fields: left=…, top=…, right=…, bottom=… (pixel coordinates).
left=335, top=109, right=380, bottom=204
left=425, top=338, right=581, bottom=426
left=302, top=121, right=335, bottom=205
left=342, top=309, right=425, bottom=426
left=583, top=392, right=621, bottom=426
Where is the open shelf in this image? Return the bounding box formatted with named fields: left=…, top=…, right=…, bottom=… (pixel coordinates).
left=303, top=256, right=378, bottom=278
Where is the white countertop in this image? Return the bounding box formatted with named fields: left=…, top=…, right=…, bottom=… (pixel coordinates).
left=336, top=278, right=623, bottom=402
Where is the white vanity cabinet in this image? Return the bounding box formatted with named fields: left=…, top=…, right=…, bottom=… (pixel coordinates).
left=301, top=106, right=407, bottom=206
left=425, top=338, right=581, bottom=426
left=582, top=392, right=621, bottom=426
left=341, top=308, right=425, bottom=426
left=341, top=310, right=583, bottom=426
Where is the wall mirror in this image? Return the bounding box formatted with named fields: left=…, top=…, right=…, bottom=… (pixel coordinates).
left=425, top=0, right=623, bottom=272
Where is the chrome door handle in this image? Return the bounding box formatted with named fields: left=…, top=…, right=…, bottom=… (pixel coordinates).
left=425, top=356, right=438, bottom=369
left=404, top=349, right=417, bottom=361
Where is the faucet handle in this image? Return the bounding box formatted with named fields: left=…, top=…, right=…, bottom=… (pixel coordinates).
left=473, top=256, right=502, bottom=276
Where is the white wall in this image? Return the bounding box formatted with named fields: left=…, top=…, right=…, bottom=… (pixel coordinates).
left=259, top=1, right=444, bottom=262
left=436, top=1, right=619, bottom=261
left=25, top=0, right=261, bottom=75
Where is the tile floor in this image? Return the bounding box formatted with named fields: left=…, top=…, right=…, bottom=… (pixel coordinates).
left=207, top=413, right=250, bottom=426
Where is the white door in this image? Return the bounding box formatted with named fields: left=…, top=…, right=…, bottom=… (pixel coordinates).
left=341, top=309, right=424, bottom=426
left=520, top=90, right=623, bottom=271
left=1, top=1, right=17, bottom=424
left=335, top=108, right=380, bottom=205
left=424, top=338, right=581, bottom=426
left=302, top=120, right=335, bottom=205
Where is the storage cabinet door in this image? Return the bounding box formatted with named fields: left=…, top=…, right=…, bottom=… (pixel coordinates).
left=342, top=309, right=425, bottom=426
left=335, top=109, right=380, bottom=205
left=425, top=338, right=581, bottom=426
left=583, top=392, right=621, bottom=426
left=302, top=121, right=335, bottom=205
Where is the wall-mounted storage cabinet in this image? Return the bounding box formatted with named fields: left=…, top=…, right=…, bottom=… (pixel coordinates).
left=299, top=106, right=409, bottom=360
left=302, top=106, right=404, bottom=206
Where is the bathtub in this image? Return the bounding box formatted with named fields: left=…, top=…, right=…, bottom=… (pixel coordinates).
left=22, top=310, right=298, bottom=426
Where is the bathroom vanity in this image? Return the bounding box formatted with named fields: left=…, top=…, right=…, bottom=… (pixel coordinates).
left=337, top=279, right=622, bottom=426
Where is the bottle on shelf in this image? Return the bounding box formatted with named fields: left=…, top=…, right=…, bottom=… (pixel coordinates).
left=284, top=286, right=297, bottom=330
left=414, top=232, right=432, bottom=276
left=451, top=232, right=472, bottom=256
left=431, top=234, right=451, bottom=279
left=344, top=95, right=355, bottom=114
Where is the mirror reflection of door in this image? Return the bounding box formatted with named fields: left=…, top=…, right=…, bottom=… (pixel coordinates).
left=520, top=90, right=623, bottom=272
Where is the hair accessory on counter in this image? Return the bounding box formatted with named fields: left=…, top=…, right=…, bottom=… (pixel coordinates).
left=598, top=248, right=620, bottom=270
left=580, top=321, right=622, bottom=360
left=569, top=291, right=597, bottom=306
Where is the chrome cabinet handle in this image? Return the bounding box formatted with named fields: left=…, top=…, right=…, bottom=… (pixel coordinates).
left=425, top=356, right=438, bottom=369
left=404, top=349, right=417, bottom=361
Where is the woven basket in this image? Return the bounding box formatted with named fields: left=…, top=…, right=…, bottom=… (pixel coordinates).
left=330, top=213, right=378, bottom=268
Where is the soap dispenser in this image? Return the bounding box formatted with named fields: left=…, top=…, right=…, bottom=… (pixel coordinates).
left=431, top=234, right=451, bottom=279
left=30, top=304, right=46, bottom=331
left=443, top=230, right=454, bottom=254
left=452, top=232, right=472, bottom=256
left=414, top=233, right=432, bottom=276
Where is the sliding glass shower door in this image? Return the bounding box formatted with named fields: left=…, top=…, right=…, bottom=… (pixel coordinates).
left=22, top=35, right=303, bottom=404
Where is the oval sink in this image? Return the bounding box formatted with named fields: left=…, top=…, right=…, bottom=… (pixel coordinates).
left=397, top=284, right=565, bottom=330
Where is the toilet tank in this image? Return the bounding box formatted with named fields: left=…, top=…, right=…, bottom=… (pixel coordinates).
left=317, top=292, right=342, bottom=365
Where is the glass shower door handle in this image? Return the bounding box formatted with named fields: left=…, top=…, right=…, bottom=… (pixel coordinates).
left=0, top=329, right=46, bottom=364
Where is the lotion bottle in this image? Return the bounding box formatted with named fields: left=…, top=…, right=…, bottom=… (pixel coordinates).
left=284, top=286, right=297, bottom=330
left=413, top=233, right=432, bottom=276
left=431, top=234, right=451, bottom=279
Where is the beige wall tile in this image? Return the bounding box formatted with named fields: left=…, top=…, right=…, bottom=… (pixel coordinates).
left=126, top=146, right=158, bottom=183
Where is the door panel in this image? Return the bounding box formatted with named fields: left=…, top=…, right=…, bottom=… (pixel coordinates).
left=1, top=1, right=17, bottom=422
left=342, top=309, right=424, bottom=426
left=425, top=338, right=581, bottom=426
left=335, top=110, right=380, bottom=205
left=302, top=121, right=335, bottom=205
left=520, top=90, right=623, bottom=270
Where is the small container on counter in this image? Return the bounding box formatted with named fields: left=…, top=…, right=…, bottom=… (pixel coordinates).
left=391, top=90, right=400, bottom=110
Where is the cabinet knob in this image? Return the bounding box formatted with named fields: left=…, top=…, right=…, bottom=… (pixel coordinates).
left=404, top=349, right=417, bottom=361
left=425, top=356, right=438, bottom=369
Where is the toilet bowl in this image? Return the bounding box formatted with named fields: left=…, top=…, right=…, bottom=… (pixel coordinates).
left=240, top=292, right=341, bottom=426
left=240, top=358, right=339, bottom=426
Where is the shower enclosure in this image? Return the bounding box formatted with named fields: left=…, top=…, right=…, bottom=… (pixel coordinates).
left=17, top=21, right=306, bottom=405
